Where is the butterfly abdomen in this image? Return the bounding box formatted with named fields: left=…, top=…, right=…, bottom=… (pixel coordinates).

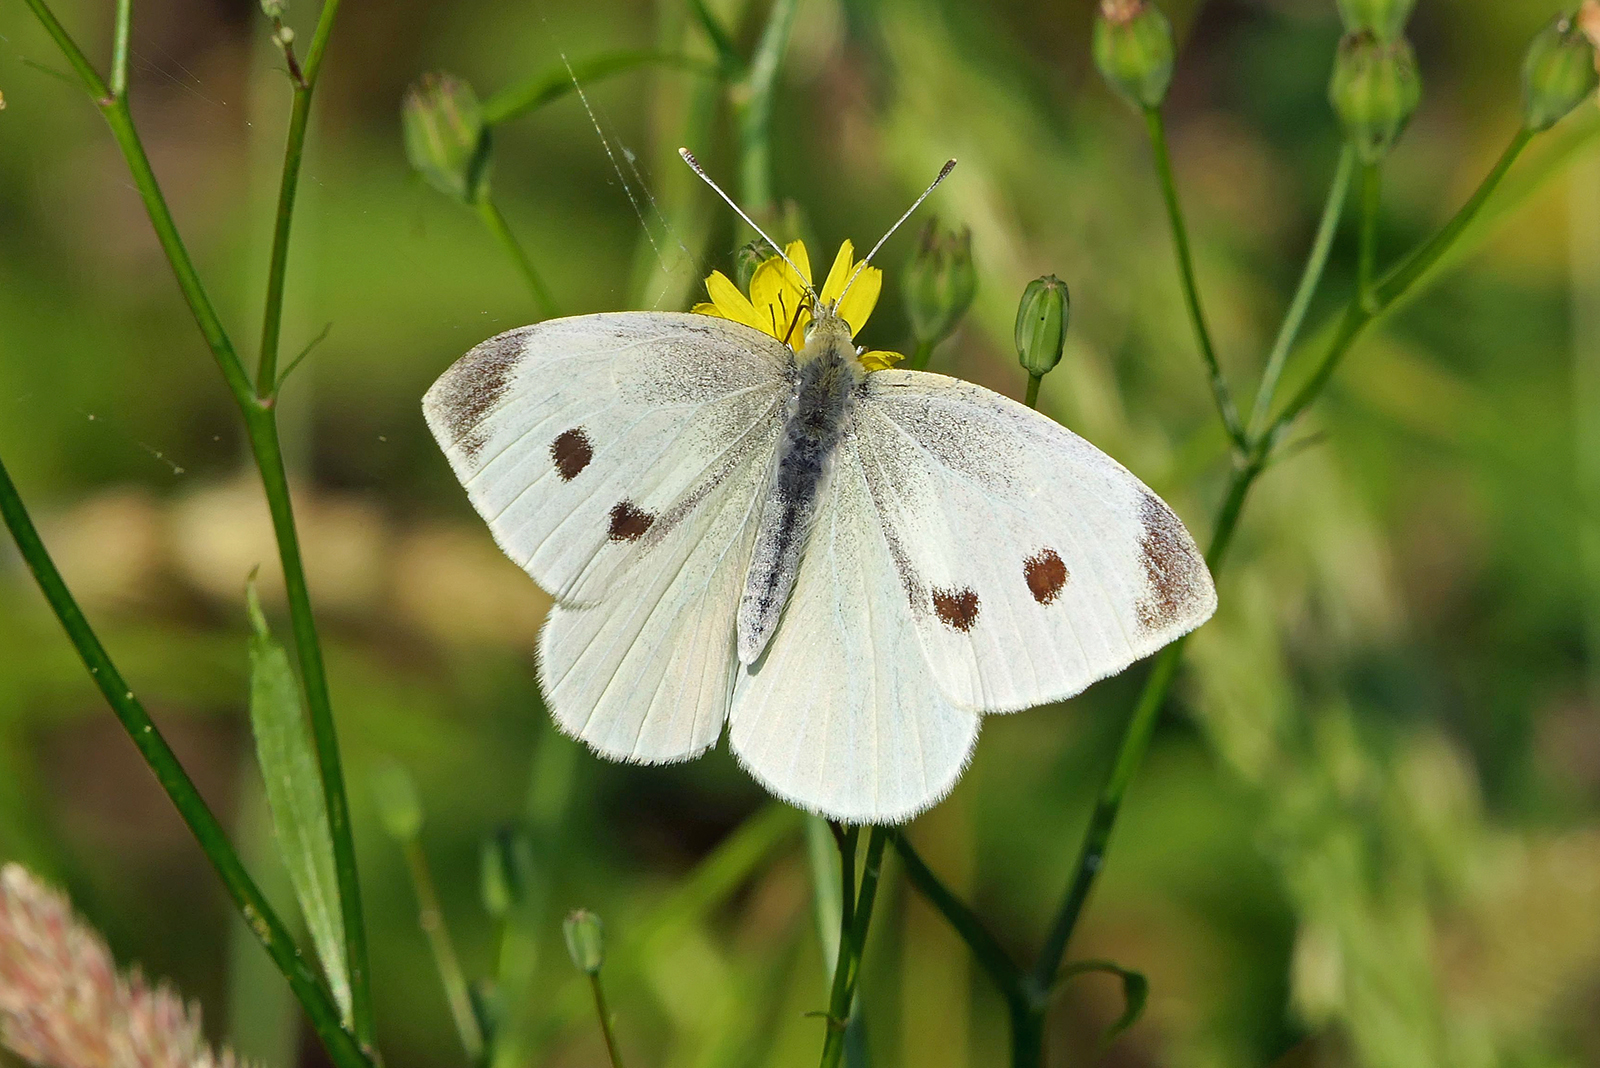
left=736, top=336, right=860, bottom=665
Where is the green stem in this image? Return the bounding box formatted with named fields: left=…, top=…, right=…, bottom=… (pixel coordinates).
left=101, top=93, right=256, bottom=405
left=588, top=973, right=627, bottom=1068
left=1143, top=106, right=1248, bottom=453
left=736, top=0, right=800, bottom=216
left=257, top=85, right=313, bottom=393
left=1264, top=131, right=1535, bottom=442
left=19, top=0, right=110, bottom=102
left=0, top=457, right=369, bottom=1068
left=258, top=0, right=343, bottom=396
left=1248, top=145, right=1355, bottom=434
left=1357, top=162, right=1382, bottom=309
left=1373, top=128, right=1534, bottom=308
left=819, top=828, right=887, bottom=1068
left=1024, top=373, right=1043, bottom=410
left=401, top=839, right=484, bottom=1062
left=242, top=404, right=373, bottom=1045
left=109, top=0, right=131, bottom=98
left=477, top=196, right=559, bottom=319
left=907, top=338, right=935, bottom=371
left=892, top=835, right=1029, bottom=1012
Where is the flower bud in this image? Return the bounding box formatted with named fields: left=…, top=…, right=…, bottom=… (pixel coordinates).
left=369, top=759, right=422, bottom=842
left=1522, top=13, right=1599, bottom=133
left=1329, top=32, right=1422, bottom=164
left=563, top=910, right=605, bottom=975
left=480, top=825, right=535, bottom=920
left=903, top=220, right=977, bottom=349
left=1335, top=0, right=1415, bottom=41
left=260, top=0, right=287, bottom=19
left=734, top=240, right=769, bottom=292
left=1092, top=0, right=1175, bottom=110
left=402, top=72, right=492, bottom=204
left=1014, top=275, right=1071, bottom=379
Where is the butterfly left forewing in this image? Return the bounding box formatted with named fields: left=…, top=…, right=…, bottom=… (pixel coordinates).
left=852, top=370, right=1216, bottom=713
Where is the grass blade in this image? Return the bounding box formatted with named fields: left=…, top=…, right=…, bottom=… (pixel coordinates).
left=246, top=581, right=351, bottom=1023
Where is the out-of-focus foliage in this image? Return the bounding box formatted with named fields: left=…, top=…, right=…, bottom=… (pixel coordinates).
left=1, top=0, right=1599, bottom=1066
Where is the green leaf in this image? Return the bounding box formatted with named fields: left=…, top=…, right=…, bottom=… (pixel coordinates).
left=246, top=581, right=351, bottom=1024
left=1058, top=959, right=1149, bottom=1048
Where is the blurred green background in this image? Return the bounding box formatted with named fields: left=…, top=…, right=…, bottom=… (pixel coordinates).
left=3, top=0, right=1600, bottom=1065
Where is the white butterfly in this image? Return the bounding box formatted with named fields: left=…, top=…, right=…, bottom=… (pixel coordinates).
left=423, top=166, right=1216, bottom=824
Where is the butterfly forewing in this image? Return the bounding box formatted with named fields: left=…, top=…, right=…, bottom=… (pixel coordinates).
left=851, top=370, right=1216, bottom=714
left=423, top=313, right=793, bottom=607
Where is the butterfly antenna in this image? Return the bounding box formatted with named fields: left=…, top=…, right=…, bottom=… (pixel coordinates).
left=678, top=147, right=817, bottom=300
left=837, top=159, right=958, bottom=305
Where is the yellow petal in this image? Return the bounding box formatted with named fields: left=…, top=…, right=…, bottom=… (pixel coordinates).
left=784, top=240, right=812, bottom=287
left=691, top=302, right=723, bottom=317
left=858, top=349, right=905, bottom=372
left=749, top=258, right=806, bottom=338
left=836, top=265, right=881, bottom=337
left=819, top=241, right=855, bottom=304
left=704, top=271, right=766, bottom=332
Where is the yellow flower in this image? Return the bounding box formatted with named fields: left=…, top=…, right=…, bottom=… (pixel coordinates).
left=693, top=240, right=905, bottom=370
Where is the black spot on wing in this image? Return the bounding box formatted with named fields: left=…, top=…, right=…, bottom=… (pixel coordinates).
left=608, top=500, right=655, bottom=542
left=1133, top=491, right=1208, bottom=632
left=431, top=329, right=530, bottom=460
left=932, top=586, right=980, bottom=631
left=550, top=428, right=593, bottom=480
left=1023, top=549, right=1069, bottom=605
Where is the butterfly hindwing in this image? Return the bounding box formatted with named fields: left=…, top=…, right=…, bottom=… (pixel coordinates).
left=728, top=438, right=981, bottom=822
left=852, top=370, right=1216, bottom=713
left=423, top=312, right=793, bottom=607
left=538, top=417, right=779, bottom=763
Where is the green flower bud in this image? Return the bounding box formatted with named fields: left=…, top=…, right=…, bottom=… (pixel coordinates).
left=1014, top=275, right=1071, bottom=379
left=1522, top=13, right=1599, bottom=133
left=563, top=909, right=605, bottom=975
left=260, top=0, right=287, bottom=20
left=734, top=240, right=769, bottom=292
left=480, top=825, right=535, bottom=920
left=402, top=72, right=493, bottom=204
left=903, top=219, right=977, bottom=349
left=369, top=759, right=422, bottom=842
left=1329, top=32, right=1422, bottom=164
left=1092, top=0, right=1175, bottom=110
left=1336, top=0, right=1415, bottom=41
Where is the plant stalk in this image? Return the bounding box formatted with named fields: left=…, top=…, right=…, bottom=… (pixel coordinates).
left=1143, top=106, right=1248, bottom=452
left=20, top=0, right=374, bottom=1046
left=0, top=457, right=370, bottom=1068
left=401, top=839, right=484, bottom=1062
left=819, top=827, right=888, bottom=1068
left=1249, top=145, right=1355, bottom=434
left=477, top=196, right=560, bottom=319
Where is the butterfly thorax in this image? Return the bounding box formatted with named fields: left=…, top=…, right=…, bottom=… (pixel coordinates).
left=736, top=310, right=862, bottom=665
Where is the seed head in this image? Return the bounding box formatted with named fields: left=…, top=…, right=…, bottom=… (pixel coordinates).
left=1522, top=12, right=1599, bottom=132
left=1014, top=275, right=1071, bottom=380
left=1329, top=31, right=1422, bottom=164
left=402, top=72, right=492, bottom=205
left=1093, top=0, right=1176, bottom=110
left=903, top=219, right=977, bottom=350
left=0, top=864, right=249, bottom=1068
